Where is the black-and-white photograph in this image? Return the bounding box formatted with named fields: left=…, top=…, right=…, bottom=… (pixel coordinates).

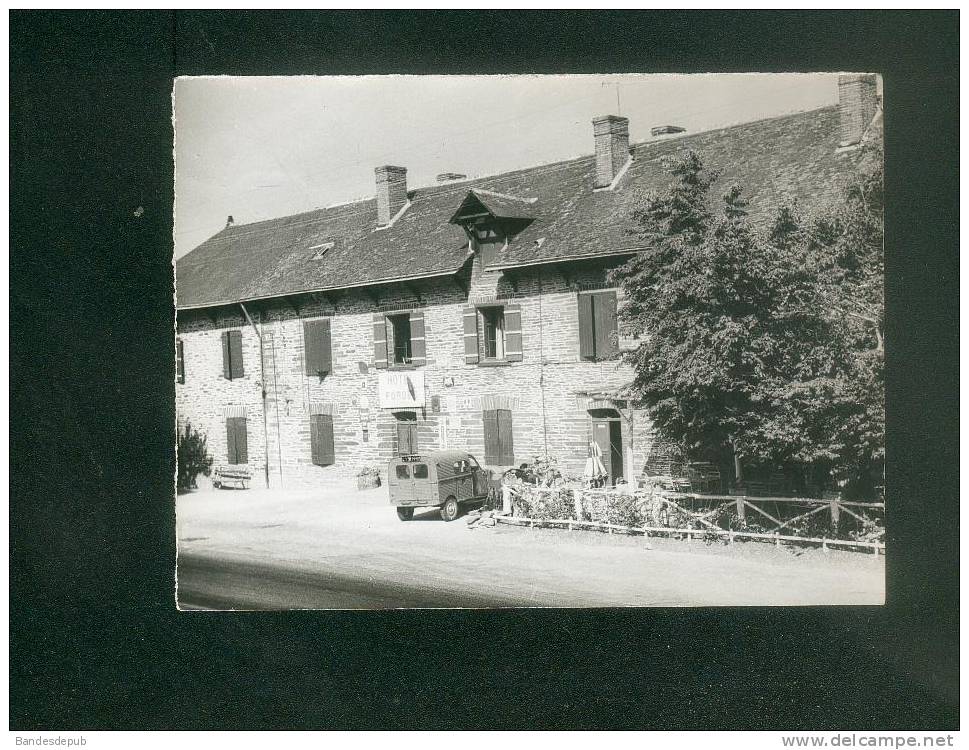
left=173, top=73, right=885, bottom=610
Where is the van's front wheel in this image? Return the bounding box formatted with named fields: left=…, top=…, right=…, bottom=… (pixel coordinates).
left=440, top=496, right=460, bottom=522
left=396, top=507, right=414, bottom=521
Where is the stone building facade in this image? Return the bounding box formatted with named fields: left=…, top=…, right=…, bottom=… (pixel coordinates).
left=175, top=76, right=881, bottom=489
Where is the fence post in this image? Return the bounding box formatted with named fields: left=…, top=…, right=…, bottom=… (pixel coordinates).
left=736, top=497, right=746, bottom=524
left=774, top=532, right=780, bottom=548
left=728, top=530, right=734, bottom=545
left=829, top=499, right=841, bottom=535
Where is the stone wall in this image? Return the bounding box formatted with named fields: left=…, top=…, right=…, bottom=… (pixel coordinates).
left=176, top=256, right=654, bottom=489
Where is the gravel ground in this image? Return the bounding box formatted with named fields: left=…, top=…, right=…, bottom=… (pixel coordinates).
left=176, top=482, right=885, bottom=609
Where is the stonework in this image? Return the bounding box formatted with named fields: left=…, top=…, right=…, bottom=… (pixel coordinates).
left=176, top=254, right=654, bottom=489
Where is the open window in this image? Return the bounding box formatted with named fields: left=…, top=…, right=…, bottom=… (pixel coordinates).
left=479, top=306, right=505, bottom=360
left=463, top=304, right=522, bottom=364
left=373, top=310, right=426, bottom=368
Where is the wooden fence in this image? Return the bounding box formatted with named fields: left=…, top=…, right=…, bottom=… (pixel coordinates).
left=503, top=485, right=885, bottom=553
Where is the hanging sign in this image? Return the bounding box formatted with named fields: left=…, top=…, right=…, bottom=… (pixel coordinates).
left=377, top=371, right=425, bottom=409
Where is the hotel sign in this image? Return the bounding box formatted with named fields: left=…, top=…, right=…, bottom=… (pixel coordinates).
left=377, top=371, right=425, bottom=409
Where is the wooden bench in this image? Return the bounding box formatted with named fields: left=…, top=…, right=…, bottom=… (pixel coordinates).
left=213, top=465, right=251, bottom=489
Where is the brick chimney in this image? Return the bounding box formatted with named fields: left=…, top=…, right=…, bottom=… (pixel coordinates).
left=838, top=74, right=878, bottom=148
left=375, top=165, right=408, bottom=226
left=592, top=115, right=630, bottom=189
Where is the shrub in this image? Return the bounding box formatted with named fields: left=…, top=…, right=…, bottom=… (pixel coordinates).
left=177, top=422, right=213, bottom=492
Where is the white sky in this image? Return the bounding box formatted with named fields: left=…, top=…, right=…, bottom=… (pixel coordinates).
left=173, top=73, right=842, bottom=258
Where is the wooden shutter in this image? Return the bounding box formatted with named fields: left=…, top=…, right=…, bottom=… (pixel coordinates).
left=463, top=306, right=479, bottom=364
left=409, top=310, right=426, bottom=366
left=594, top=291, right=619, bottom=360
left=310, top=415, right=321, bottom=465
left=222, top=331, right=232, bottom=378
left=503, top=304, right=522, bottom=362
left=304, top=319, right=332, bottom=376
left=320, top=414, right=335, bottom=465
left=229, top=330, right=244, bottom=378
left=578, top=293, right=596, bottom=360
left=497, top=409, right=514, bottom=465
left=235, top=417, right=248, bottom=463
left=226, top=418, right=236, bottom=463
left=227, top=417, right=247, bottom=464
left=372, top=313, right=388, bottom=369
left=176, top=339, right=185, bottom=383
left=482, top=410, right=499, bottom=464
left=311, top=414, right=335, bottom=466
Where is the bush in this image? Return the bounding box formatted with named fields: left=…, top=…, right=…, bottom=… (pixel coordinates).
left=177, top=422, right=213, bottom=492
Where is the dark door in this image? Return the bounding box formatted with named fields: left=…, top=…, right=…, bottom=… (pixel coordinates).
left=591, top=419, right=624, bottom=486
left=396, top=413, right=418, bottom=455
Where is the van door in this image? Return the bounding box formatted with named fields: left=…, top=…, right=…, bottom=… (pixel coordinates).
left=392, top=463, right=414, bottom=505
left=411, top=462, right=432, bottom=505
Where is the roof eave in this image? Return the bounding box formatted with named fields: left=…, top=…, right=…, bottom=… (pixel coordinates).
left=176, top=266, right=467, bottom=312
left=487, top=247, right=645, bottom=272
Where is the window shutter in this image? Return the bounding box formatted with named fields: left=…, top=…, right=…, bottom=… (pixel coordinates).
left=320, top=414, right=335, bottom=465
left=594, top=291, right=619, bottom=360
left=235, top=417, right=248, bottom=464
left=318, top=318, right=332, bottom=374
left=463, top=306, right=479, bottom=364
left=503, top=304, right=522, bottom=362
left=497, top=409, right=514, bottom=465
left=310, top=414, right=335, bottom=466
left=578, top=293, right=596, bottom=360
left=229, top=330, right=245, bottom=378
left=372, top=313, right=388, bottom=368
left=482, top=410, right=499, bottom=464
left=226, top=418, right=236, bottom=463
left=409, top=310, right=426, bottom=366
left=226, top=417, right=247, bottom=464
left=304, top=320, right=320, bottom=375
left=176, top=339, right=185, bottom=384
left=304, top=319, right=332, bottom=376
left=309, top=415, right=321, bottom=465
left=222, top=331, right=231, bottom=378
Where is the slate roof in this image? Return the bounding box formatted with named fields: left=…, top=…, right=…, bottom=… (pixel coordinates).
left=176, top=104, right=879, bottom=310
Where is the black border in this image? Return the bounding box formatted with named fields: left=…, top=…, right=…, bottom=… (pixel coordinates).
left=10, top=11, right=959, bottom=730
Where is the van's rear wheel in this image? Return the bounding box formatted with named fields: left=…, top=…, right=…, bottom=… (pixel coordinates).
left=440, top=496, right=460, bottom=522
left=396, top=507, right=414, bottom=521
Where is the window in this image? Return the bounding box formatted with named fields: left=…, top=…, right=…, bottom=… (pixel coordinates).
left=373, top=311, right=426, bottom=368
left=578, top=290, right=619, bottom=361
left=463, top=304, right=522, bottom=364
left=226, top=417, right=248, bottom=464
left=395, top=465, right=411, bottom=480
left=388, top=313, right=412, bottom=364
left=303, top=319, right=333, bottom=377
left=176, top=339, right=185, bottom=384
left=221, top=330, right=245, bottom=379
left=473, top=222, right=505, bottom=267
left=482, top=409, right=514, bottom=465
left=396, top=412, right=419, bottom=455
left=479, top=307, right=505, bottom=360
left=310, top=413, right=335, bottom=466
left=413, top=464, right=429, bottom=479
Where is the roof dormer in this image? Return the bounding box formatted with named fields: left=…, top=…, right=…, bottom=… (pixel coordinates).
left=449, top=189, right=536, bottom=267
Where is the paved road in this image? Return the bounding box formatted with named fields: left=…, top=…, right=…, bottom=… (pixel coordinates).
left=176, top=485, right=884, bottom=610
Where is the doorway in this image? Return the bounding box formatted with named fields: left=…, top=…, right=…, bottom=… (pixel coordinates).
left=590, top=412, right=624, bottom=485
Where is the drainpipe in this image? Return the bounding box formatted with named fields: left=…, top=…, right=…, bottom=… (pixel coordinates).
left=240, top=302, right=270, bottom=490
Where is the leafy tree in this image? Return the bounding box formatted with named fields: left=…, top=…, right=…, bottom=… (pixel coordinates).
left=177, top=422, right=213, bottom=492
left=609, top=149, right=883, bottom=496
